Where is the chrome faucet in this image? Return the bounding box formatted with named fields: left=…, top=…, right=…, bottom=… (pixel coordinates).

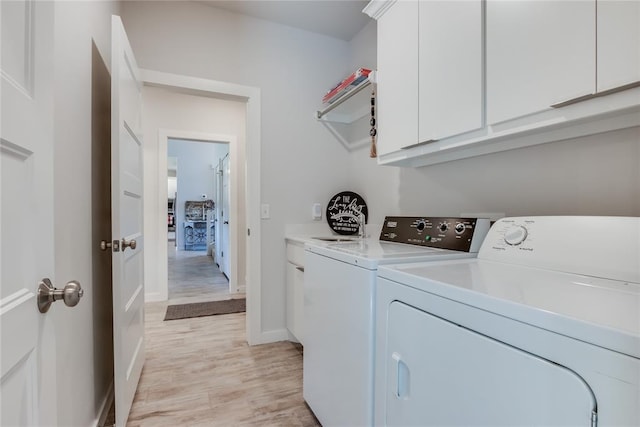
left=358, top=212, right=366, bottom=238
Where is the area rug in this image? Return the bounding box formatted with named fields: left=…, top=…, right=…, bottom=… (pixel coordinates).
left=164, top=298, right=246, bottom=321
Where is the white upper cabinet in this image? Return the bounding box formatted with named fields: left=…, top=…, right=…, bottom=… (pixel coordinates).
left=597, top=0, right=640, bottom=92
left=368, top=0, right=482, bottom=155
left=419, top=0, right=483, bottom=141
left=487, top=1, right=596, bottom=124
left=374, top=0, right=419, bottom=155
left=365, top=0, right=640, bottom=167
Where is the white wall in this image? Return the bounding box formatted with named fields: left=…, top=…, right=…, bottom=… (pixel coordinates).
left=168, top=138, right=229, bottom=248
left=349, top=20, right=377, bottom=72
left=351, top=127, right=640, bottom=222
left=347, top=22, right=640, bottom=224
left=122, top=1, right=352, bottom=333
left=168, top=176, right=177, bottom=197
left=53, top=1, right=121, bottom=425
left=142, top=85, right=247, bottom=301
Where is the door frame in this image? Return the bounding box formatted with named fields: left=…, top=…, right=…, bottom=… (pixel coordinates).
left=158, top=131, right=239, bottom=293
left=141, top=69, right=262, bottom=345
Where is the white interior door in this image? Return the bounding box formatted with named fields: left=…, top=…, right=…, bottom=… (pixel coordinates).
left=111, top=15, right=145, bottom=427
left=215, top=161, right=223, bottom=265
left=221, top=154, right=231, bottom=280
left=1, top=1, right=58, bottom=425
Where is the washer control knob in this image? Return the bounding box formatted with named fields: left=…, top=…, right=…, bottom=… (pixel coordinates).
left=416, top=221, right=426, bottom=232
left=504, top=225, right=528, bottom=246
left=454, top=223, right=466, bottom=234
left=438, top=222, right=449, bottom=233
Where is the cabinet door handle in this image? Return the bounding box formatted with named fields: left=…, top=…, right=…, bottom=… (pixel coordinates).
left=401, top=139, right=438, bottom=150
left=295, top=266, right=305, bottom=273
left=550, top=93, right=595, bottom=108
left=551, top=80, right=640, bottom=108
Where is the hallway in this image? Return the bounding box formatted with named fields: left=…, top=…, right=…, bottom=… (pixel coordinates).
left=168, top=244, right=235, bottom=304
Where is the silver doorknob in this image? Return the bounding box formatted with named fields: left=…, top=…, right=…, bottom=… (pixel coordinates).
left=122, top=238, right=137, bottom=251
left=37, top=278, right=84, bottom=313
left=100, top=240, right=112, bottom=251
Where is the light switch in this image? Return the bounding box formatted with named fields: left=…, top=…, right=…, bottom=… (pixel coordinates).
left=261, top=203, right=270, bottom=219
left=312, top=203, right=322, bottom=220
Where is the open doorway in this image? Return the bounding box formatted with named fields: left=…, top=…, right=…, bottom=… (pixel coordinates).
left=166, top=138, right=232, bottom=304
left=167, top=156, right=177, bottom=245
left=142, top=70, right=264, bottom=344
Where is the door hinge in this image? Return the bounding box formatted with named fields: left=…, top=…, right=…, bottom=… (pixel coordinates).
left=591, top=411, right=598, bottom=427
left=247, top=228, right=250, bottom=236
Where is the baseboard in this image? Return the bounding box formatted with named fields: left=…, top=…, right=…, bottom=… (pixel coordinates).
left=94, top=380, right=114, bottom=427
left=237, top=281, right=246, bottom=293
left=145, top=291, right=167, bottom=302
left=250, top=328, right=290, bottom=345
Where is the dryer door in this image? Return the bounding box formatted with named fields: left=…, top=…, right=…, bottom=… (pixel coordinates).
left=384, top=301, right=596, bottom=426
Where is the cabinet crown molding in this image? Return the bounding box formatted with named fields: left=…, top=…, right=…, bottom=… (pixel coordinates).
left=363, top=0, right=396, bottom=20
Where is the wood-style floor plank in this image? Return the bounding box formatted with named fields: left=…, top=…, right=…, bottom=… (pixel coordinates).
left=127, top=302, right=319, bottom=426
left=167, top=245, right=231, bottom=304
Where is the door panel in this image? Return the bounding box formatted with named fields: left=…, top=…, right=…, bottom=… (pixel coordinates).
left=221, top=154, right=231, bottom=278
left=376, top=0, right=419, bottom=154
left=419, top=0, right=483, bottom=141
left=487, top=0, right=595, bottom=124
left=1, top=0, right=56, bottom=425
left=385, top=301, right=596, bottom=425
left=597, top=0, right=640, bottom=91
left=215, top=162, right=223, bottom=265
left=111, top=15, right=145, bottom=427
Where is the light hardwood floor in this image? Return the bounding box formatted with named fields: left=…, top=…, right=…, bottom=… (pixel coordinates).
left=168, top=244, right=231, bottom=304
left=127, top=302, right=319, bottom=426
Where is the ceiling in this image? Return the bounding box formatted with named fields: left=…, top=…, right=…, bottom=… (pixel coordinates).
left=196, top=0, right=372, bottom=41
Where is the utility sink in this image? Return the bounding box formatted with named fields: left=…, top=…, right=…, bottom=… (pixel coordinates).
left=311, top=236, right=359, bottom=242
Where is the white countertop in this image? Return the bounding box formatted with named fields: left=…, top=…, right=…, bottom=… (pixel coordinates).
left=284, top=223, right=382, bottom=246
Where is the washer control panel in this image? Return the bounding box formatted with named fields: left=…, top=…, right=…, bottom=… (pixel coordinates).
left=380, top=216, right=491, bottom=252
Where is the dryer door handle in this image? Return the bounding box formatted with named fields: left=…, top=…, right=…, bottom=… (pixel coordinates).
left=392, top=352, right=410, bottom=399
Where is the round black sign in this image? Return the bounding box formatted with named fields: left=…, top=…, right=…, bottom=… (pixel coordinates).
left=326, top=191, right=368, bottom=235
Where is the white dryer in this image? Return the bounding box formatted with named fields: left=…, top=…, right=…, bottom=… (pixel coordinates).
left=375, top=216, right=640, bottom=426
left=304, top=216, right=491, bottom=427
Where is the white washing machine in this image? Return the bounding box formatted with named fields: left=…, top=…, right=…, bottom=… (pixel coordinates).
left=303, top=216, right=491, bottom=427
left=375, top=216, right=640, bottom=426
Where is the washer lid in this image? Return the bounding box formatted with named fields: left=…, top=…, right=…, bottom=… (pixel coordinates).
left=379, top=259, right=640, bottom=359
left=306, top=239, right=475, bottom=270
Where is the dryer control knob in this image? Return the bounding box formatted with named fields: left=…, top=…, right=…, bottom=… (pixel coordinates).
left=504, top=225, right=528, bottom=246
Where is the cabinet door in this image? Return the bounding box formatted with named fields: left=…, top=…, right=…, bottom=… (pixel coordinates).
left=487, top=0, right=595, bottom=124
left=286, top=261, right=297, bottom=338
left=384, top=301, right=596, bottom=425
left=419, top=0, right=483, bottom=141
left=286, top=261, right=304, bottom=343
left=293, top=265, right=304, bottom=343
left=597, top=0, right=640, bottom=92
left=376, top=0, right=419, bottom=155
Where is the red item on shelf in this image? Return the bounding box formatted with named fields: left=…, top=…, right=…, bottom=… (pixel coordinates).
left=322, top=68, right=372, bottom=104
